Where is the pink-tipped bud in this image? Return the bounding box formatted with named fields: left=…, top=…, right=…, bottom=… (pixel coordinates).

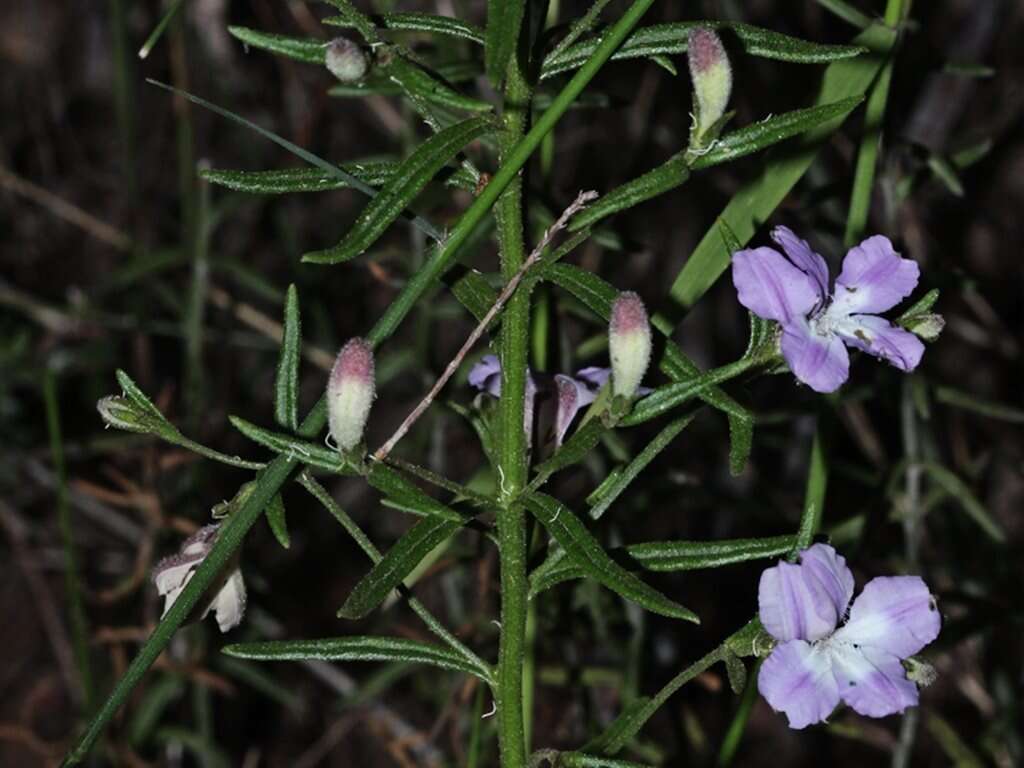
left=327, top=338, right=375, bottom=452
left=326, top=38, right=368, bottom=83
left=609, top=292, right=652, bottom=399
left=687, top=27, right=732, bottom=142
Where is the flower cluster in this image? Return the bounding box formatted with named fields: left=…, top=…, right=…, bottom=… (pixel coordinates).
left=757, top=544, right=940, bottom=729
left=732, top=227, right=925, bottom=393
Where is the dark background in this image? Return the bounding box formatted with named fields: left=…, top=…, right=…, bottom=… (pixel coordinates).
left=1, top=0, right=1022, bottom=765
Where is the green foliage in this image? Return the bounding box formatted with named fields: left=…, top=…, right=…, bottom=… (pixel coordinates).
left=224, top=636, right=490, bottom=679
left=486, top=0, right=526, bottom=84
left=541, top=21, right=866, bottom=80
left=274, top=285, right=301, bottom=431
left=524, top=494, right=698, bottom=622
left=303, top=115, right=494, bottom=263
left=338, top=514, right=466, bottom=619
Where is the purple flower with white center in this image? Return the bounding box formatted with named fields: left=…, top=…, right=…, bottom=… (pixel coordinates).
left=554, top=374, right=598, bottom=447
left=153, top=524, right=247, bottom=633
left=757, top=543, right=941, bottom=729
left=732, top=227, right=926, bottom=393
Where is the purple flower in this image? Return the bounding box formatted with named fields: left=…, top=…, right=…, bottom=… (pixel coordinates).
left=757, top=544, right=940, bottom=729
left=732, top=227, right=925, bottom=393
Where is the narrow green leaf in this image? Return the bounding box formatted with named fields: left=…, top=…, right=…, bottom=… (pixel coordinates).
left=569, top=156, right=689, bottom=231
left=795, top=426, right=827, bottom=551
left=274, top=285, right=301, bottom=430
left=201, top=162, right=477, bottom=194
left=145, top=79, right=446, bottom=243
left=115, top=369, right=166, bottom=421
left=366, top=463, right=466, bottom=523
left=339, top=515, right=466, bottom=619
left=668, top=23, right=896, bottom=309
left=228, top=415, right=353, bottom=474
left=324, top=12, right=485, bottom=44
left=229, top=26, right=325, bottom=64
left=265, top=494, right=290, bottom=549
left=570, top=98, right=863, bottom=231
left=589, top=416, right=693, bottom=520
left=524, top=493, right=699, bottom=622
left=224, top=636, right=487, bottom=679
left=896, top=288, right=940, bottom=322
left=690, top=96, right=864, bottom=170
left=485, top=0, right=526, bottom=84
left=583, top=698, right=653, bottom=754
left=558, top=754, right=653, bottom=768
left=541, top=21, right=866, bottom=80
left=385, top=54, right=493, bottom=113
left=303, top=115, right=494, bottom=264
left=530, top=534, right=796, bottom=596
left=448, top=267, right=499, bottom=324
left=530, top=419, right=607, bottom=490
left=622, top=357, right=760, bottom=426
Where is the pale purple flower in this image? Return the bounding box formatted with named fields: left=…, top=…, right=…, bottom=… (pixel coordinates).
left=757, top=543, right=940, bottom=729
left=732, top=227, right=925, bottom=393
left=153, top=524, right=247, bottom=633
left=554, top=374, right=598, bottom=447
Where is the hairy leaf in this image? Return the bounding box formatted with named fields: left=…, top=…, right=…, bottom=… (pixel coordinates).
left=224, top=636, right=488, bottom=679
left=531, top=534, right=796, bottom=596
left=304, top=115, right=494, bottom=263
left=524, top=493, right=698, bottom=622
left=324, top=12, right=485, bottom=44
left=274, top=285, right=301, bottom=430
left=541, top=21, right=865, bottom=80
left=338, top=515, right=466, bottom=619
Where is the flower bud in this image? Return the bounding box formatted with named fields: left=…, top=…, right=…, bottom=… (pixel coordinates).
left=326, top=38, right=368, bottom=84
left=609, top=292, right=652, bottom=400
left=904, top=312, right=945, bottom=343
left=327, top=338, right=375, bottom=452
left=687, top=27, right=732, bottom=144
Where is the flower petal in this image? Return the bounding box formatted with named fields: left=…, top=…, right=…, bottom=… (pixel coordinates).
left=759, top=544, right=853, bottom=643
left=781, top=320, right=850, bottom=393
left=831, top=236, right=919, bottom=315
left=829, top=643, right=919, bottom=719
left=758, top=640, right=839, bottom=729
left=210, top=569, right=247, bottom=633
left=771, top=226, right=829, bottom=301
left=554, top=374, right=597, bottom=448
left=153, top=559, right=198, bottom=596
left=468, top=355, right=502, bottom=397
left=836, top=315, right=925, bottom=373
left=834, top=576, right=940, bottom=658
left=732, top=247, right=820, bottom=324
left=799, top=544, right=855, bottom=620
left=575, top=366, right=610, bottom=390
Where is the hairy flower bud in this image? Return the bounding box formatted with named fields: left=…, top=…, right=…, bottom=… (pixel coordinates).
left=327, top=338, right=375, bottom=452
left=687, top=27, right=732, bottom=144
left=609, top=292, right=652, bottom=399
left=326, top=38, right=368, bottom=84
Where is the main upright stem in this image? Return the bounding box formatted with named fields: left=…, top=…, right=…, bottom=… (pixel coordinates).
left=494, top=49, right=533, bottom=767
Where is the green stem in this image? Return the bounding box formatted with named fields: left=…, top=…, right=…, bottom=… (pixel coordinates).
left=44, top=370, right=94, bottom=713
left=62, top=0, right=657, bottom=759
left=495, top=47, right=532, bottom=767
